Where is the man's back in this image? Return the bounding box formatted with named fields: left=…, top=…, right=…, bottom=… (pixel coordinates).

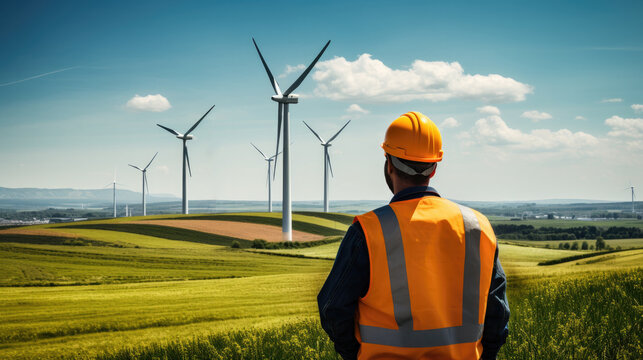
left=318, top=112, right=509, bottom=360
left=354, top=196, right=497, bottom=359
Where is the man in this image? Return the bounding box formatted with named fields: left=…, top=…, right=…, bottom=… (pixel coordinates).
left=318, top=111, right=509, bottom=360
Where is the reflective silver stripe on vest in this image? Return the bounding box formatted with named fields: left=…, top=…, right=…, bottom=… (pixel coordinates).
left=359, top=204, right=484, bottom=348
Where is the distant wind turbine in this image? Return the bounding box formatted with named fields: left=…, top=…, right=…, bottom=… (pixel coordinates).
left=303, top=120, right=351, bottom=213
left=129, top=152, right=158, bottom=216
left=251, top=143, right=281, bottom=212
left=253, top=37, right=330, bottom=240
left=626, top=185, right=636, bottom=213
left=104, top=170, right=126, bottom=218
left=157, top=105, right=215, bottom=215
left=103, top=180, right=118, bottom=218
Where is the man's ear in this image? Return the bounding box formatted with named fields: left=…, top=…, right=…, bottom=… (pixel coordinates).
left=429, top=163, right=437, bottom=178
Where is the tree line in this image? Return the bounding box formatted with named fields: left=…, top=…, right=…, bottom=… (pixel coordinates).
left=493, top=224, right=643, bottom=240
left=551, top=237, right=613, bottom=251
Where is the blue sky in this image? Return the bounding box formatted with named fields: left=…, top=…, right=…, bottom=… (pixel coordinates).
left=1, top=0, right=641, bottom=202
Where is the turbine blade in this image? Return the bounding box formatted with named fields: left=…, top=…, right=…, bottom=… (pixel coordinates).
left=129, top=164, right=142, bottom=171
left=327, top=120, right=351, bottom=143
left=273, top=103, right=283, bottom=180
left=157, top=124, right=180, bottom=136
left=185, top=104, right=215, bottom=136
left=185, top=147, right=192, bottom=177
left=327, top=152, right=334, bottom=178
left=303, top=121, right=325, bottom=143
left=266, top=167, right=270, bottom=186
left=283, top=40, right=331, bottom=96
left=269, top=150, right=282, bottom=160
left=144, top=152, right=158, bottom=171
left=252, top=38, right=282, bottom=96
left=104, top=183, right=113, bottom=188
left=251, top=142, right=267, bottom=159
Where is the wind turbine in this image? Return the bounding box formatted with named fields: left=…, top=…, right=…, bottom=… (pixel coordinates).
left=252, top=38, right=331, bottom=241
left=129, top=152, right=158, bottom=216
left=303, top=120, right=350, bottom=213
left=251, top=143, right=281, bottom=213
left=626, top=186, right=636, bottom=213
left=103, top=180, right=118, bottom=218
left=103, top=170, right=126, bottom=218
left=157, top=105, right=215, bottom=215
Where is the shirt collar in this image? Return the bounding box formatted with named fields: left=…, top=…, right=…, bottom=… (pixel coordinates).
left=390, top=186, right=441, bottom=203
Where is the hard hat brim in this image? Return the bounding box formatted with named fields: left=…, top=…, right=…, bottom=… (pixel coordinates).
left=381, top=143, right=443, bottom=163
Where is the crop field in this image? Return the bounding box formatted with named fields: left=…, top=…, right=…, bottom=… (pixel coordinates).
left=490, top=218, right=643, bottom=229
left=252, top=242, right=341, bottom=259
left=0, top=212, right=641, bottom=359
left=504, top=238, right=643, bottom=249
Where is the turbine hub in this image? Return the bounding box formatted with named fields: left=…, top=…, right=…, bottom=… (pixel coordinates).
left=271, top=95, right=299, bottom=104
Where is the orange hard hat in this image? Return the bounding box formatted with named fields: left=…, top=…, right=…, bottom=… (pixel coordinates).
left=381, top=111, right=443, bottom=162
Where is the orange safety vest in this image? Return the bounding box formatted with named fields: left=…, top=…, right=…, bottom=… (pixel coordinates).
left=354, top=196, right=497, bottom=359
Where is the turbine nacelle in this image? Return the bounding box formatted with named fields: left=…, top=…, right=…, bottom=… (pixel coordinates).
left=271, top=94, right=299, bottom=104
left=177, top=134, right=194, bottom=140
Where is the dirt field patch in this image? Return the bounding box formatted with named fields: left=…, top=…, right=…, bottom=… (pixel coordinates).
left=128, top=220, right=324, bottom=242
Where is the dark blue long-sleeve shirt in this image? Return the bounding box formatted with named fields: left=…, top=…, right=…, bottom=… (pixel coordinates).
left=317, top=186, right=510, bottom=360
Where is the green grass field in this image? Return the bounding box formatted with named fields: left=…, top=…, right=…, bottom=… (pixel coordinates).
left=504, top=238, right=643, bottom=249
left=0, top=212, right=641, bottom=359
left=490, top=218, right=643, bottom=229
left=250, top=242, right=341, bottom=259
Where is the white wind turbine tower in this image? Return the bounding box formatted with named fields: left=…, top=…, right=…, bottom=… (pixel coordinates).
left=303, top=120, right=351, bottom=213
left=252, top=38, right=331, bottom=241
left=104, top=170, right=125, bottom=218
left=251, top=143, right=281, bottom=212
left=103, top=180, right=117, bottom=218
left=157, top=105, right=215, bottom=215
left=129, top=152, right=158, bottom=216
left=626, top=185, right=636, bottom=213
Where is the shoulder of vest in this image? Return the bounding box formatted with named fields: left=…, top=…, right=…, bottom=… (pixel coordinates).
left=353, top=204, right=391, bottom=224
left=361, top=204, right=391, bottom=217
left=451, top=201, right=493, bottom=228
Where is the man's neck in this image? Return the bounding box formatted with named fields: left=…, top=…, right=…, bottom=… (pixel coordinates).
left=393, top=181, right=430, bottom=194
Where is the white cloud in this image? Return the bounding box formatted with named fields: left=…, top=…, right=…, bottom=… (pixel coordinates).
left=126, top=94, right=171, bottom=112
left=279, top=64, right=305, bottom=78
left=575, top=115, right=586, bottom=120
left=312, top=54, right=532, bottom=103
left=346, top=104, right=369, bottom=114
left=601, top=98, right=623, bottom=103
left=632, top=104, right=643, bottom=113
left=521, top=110, right=553, bottom=122
left=605, top=115, right=643, bottom=139
left=469, top=115, right=599, bottom=152
left=440, top=117, right=460, bottom=128
left=477, top=105, right=501, bottom=115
